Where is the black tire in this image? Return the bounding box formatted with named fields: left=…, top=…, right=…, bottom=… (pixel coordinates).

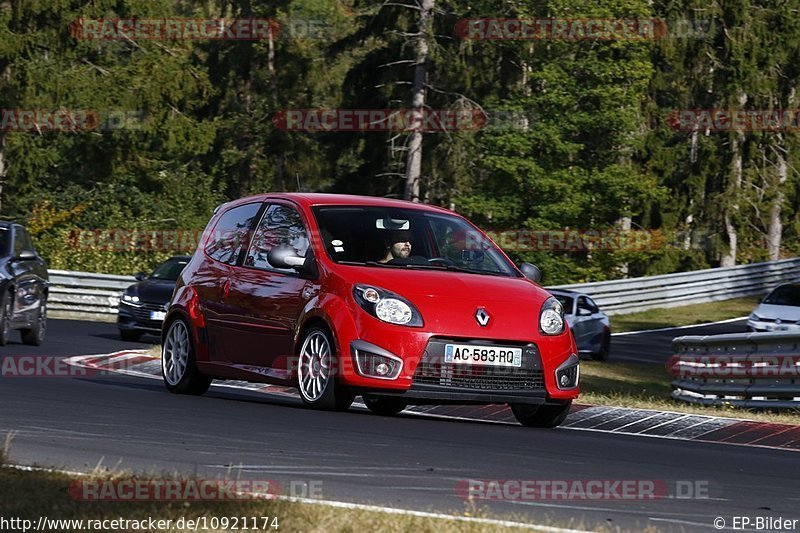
left=161, top=318, right=211, bottom=395
left=119, top=329, right=142, bottom=342
left=21, top=300, right=46, bottom=346
left=0, top=290, right=12, bottom=347
left=363, top=395, right=407, bottom=416
left=591, top=331, right=611, bottom=361
left=297, top=326, right=355, bottom=411
left=511, top=400, right=572, bottom=428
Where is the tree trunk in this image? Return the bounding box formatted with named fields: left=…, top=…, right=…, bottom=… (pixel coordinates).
left=403, top=0, right=434, bottom=203
left=0, top=134, right=6, bottom=215
left=720, top=92, right=747, bottom=267
left=766, top=88, right=794, bottom=260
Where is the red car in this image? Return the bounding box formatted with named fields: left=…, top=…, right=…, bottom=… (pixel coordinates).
left=161, top=193, right=579, bottom=427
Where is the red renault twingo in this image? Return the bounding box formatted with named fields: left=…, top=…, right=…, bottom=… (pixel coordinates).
left=162, top=193, right=579, bottom=427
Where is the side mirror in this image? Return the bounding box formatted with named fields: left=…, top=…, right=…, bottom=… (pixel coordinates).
left=577, top=307, right=592, bottom=316
left=16, top=249, right=36, bottom=261
left=268, top=245, right=319, bottom=280
left=134, top=272, right=148, bottom=281
left=519, top=262, right=542, bottom=283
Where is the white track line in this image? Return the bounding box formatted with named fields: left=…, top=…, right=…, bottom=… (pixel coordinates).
left=612, top=316, right=747, bottom=336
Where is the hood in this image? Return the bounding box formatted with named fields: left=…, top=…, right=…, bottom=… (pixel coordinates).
left=752, top=303, right=800, bottom=321
left=336, top=265, right=556, bottom=341
left=129, top=279, right=177, bottom=305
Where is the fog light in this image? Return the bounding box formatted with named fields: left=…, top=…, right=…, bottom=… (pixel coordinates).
left=555, top=354, right=580, bottom=390
left=351, top=340, right=403, bottom=380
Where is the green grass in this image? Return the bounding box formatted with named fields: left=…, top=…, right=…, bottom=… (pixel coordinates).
left=580, top=361, right=800, bottom=425
left=611, top=296, right=759, bottom=333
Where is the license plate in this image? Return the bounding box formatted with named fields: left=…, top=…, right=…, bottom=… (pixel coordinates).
left=766, top=324, right=788, bottom=331
left=444, top=344, right=522, bottom=367
left=150, top=311, right=166, bottom=321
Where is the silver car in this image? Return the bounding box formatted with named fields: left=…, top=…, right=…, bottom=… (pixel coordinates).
left=747, top=283, right=800, bottom=332
left=548, top=289, right=611, bottom=361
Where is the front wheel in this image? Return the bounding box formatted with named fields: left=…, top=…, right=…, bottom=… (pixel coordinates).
left=21, top=301, right=46, bottom=346
left=510, top=400, right=572, bottom=428
left=363, top=395, right=407, bottom=416
left=161, top=318, right=211, bottom=395
left=297, top=327, right=354, bottom=411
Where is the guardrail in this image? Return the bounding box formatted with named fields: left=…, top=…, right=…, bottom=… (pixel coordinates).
left=45, top=257, right=800, bottom=321
left=47, top=270, right=135, bottom=321
left=551, top=257, right=800, bottom=315
left=669, top=333, right=800, bottom=409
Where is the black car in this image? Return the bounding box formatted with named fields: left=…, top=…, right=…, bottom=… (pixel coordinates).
left=0, top=221, right=48, bottom=346
left=117, top=255, right=190, bottom=341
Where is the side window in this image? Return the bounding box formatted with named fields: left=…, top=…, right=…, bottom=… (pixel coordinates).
left=204, top=203, right=262, bottom=265
left=245, top=204, right=309, bottom=272
left=585, top=297, right=599, bottom=314
left=14, top=226, right=33, bottom=256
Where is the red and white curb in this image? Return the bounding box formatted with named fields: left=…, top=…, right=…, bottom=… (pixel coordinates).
left=66, top=350, right=800, bottom=452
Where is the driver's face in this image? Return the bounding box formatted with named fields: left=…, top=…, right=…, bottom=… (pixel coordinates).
left=390, top=240, right=411, bottom=259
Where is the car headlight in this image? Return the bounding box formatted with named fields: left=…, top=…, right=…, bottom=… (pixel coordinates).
left=122, top=293, right=140, bottom=304
left=748, top=313, right=761, bottom=321
left=353, top=284, right=423, bottom=327
left=540, top=296, right=565, bottom=335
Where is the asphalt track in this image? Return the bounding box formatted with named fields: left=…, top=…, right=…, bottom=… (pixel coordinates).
left=2, top=319, right=798, bottom=532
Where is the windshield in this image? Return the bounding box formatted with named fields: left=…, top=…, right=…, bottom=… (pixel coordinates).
left=150, top=258, right=189, bottom=281
left=763, top=285, right=800, bottom=307
left=553, top=295, right=574, bottom=314
left=312, top=206, right=519, bottom=277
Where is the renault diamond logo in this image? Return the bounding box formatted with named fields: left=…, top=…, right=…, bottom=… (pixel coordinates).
left=475, top=308, right=490, bottom=327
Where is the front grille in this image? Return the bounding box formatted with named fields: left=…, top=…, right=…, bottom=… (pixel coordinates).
left=123, top=302, right=166, bottom=326
left=412, top=338, right=545, bottom=391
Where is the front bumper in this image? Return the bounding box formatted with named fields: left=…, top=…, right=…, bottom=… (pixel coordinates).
left=746, top=319, right=800, bottom=332
left=345, top=336, right=579, bottom=403
left=118, top=301, right=167, bottom=334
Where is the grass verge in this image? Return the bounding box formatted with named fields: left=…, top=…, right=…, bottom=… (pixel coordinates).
left=610, top=296, right=759, bottom=333
left=0, top=460, right=599, bottom=532
left=580, top=361, right=800, bottom=425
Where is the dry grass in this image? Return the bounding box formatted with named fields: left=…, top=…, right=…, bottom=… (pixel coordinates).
left=611, top=296, right=759, bottom=332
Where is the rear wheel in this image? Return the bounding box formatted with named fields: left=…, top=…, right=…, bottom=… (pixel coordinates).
left=591, top=331, right=611, bottom=361
left=363, top=395, right=407, bottom=416
left=510, top=400, right=572, bottom=428
left=297, top=327, right=354, bottom=411
left=0, top=290, right=12, bottom=347
left=21, top=300, right=46, bottom=346
left=161, top=318, right=211, bottom=395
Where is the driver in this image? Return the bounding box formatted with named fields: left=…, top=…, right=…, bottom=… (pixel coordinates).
left=378, top=231, right=412, bottom=263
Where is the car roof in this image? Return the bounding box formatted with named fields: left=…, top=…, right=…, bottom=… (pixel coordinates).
left=223, top=193, right=456, bottom=215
